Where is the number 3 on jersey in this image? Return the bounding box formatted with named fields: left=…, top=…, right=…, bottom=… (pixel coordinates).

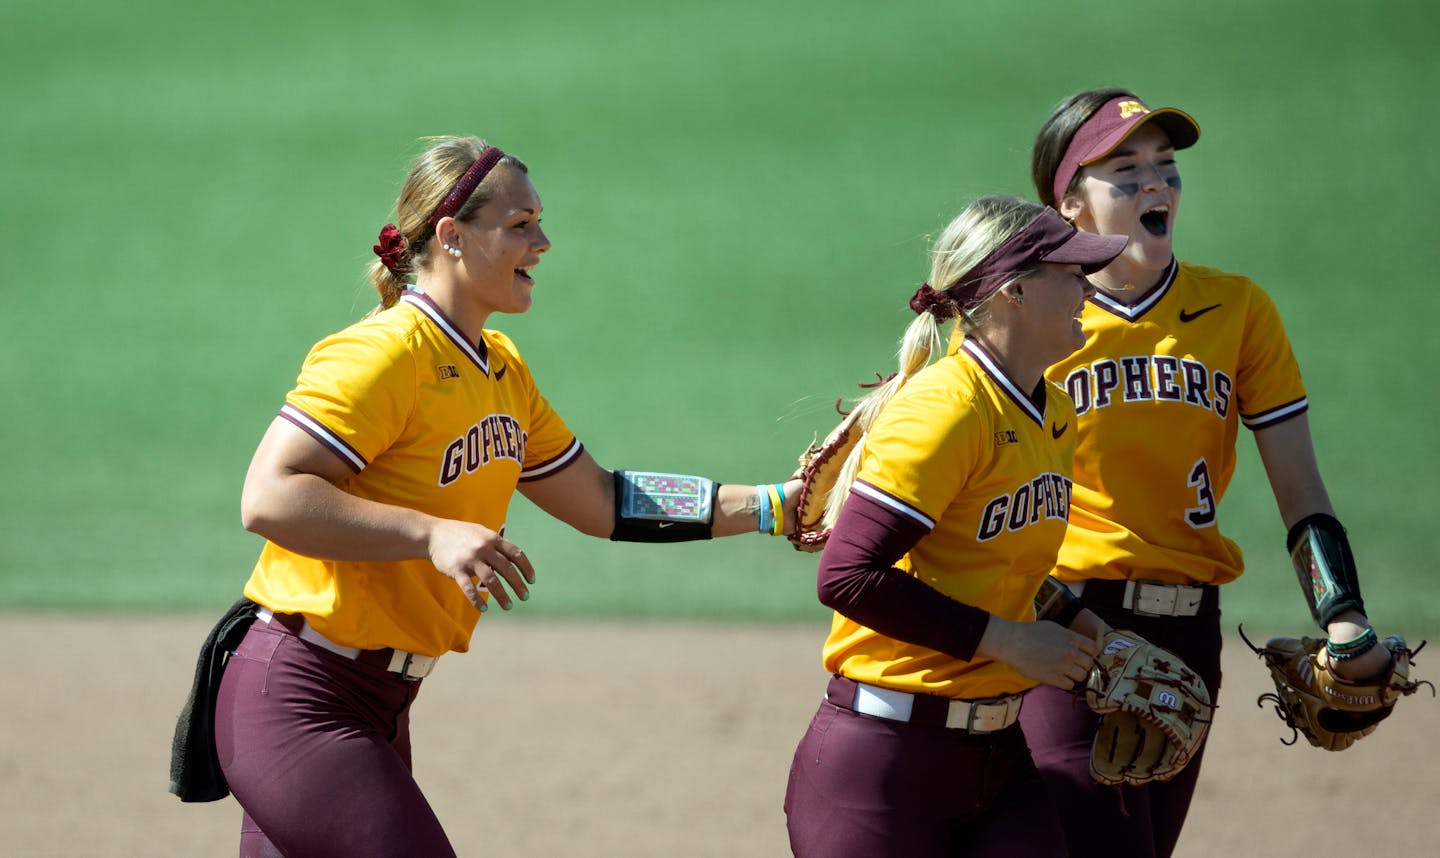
left=1185, top=458, right=1216, bottom=528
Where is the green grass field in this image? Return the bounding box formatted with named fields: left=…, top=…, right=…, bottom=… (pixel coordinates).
left=3, top=0, right=1437, bottom=632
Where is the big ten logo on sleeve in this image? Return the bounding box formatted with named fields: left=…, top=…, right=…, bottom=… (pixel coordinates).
left=438, top=414, right=528, bottom=485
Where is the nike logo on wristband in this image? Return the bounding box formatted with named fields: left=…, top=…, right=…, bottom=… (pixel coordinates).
left=1179, top=304, right=1221, bottom=322
left=1051, top=422, right=1067, bottom=439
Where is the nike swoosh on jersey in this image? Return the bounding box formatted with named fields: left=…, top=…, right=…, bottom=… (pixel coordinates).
left=1178, top=303, right=1221, bottom=322
left=494, top=364, right=508, bottom=381
left=1051, top=422, right=1067, bottom=439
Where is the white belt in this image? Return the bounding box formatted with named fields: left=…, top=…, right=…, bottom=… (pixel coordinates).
left=842, top=680, right=1023, bottom=733
left=1123, top=580, right=1205, bottom=617
left=256, top=607, right=438, bottom=680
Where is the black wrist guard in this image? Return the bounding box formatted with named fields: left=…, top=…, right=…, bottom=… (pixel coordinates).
left=608, top=469, right=718, bottom=543
left=1035, top=576, right=1085, bottom=628
left=1287, top=513, right=1366, bottom=629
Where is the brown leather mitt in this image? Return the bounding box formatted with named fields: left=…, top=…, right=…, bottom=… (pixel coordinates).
left=1241, top=629, right=1431, bottom=751
left=1086, top=630, right=1214, bottom=786
left=787, top=406, right=865, bottom=552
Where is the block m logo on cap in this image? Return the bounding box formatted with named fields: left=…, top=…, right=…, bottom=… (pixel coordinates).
left=1118, top=100, right=1150, bottom=119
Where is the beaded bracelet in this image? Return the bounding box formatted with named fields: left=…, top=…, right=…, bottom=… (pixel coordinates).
left=1327, top=627, right=1378, bottom=661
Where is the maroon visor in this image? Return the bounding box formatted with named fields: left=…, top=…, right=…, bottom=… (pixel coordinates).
left=950, top=208, right=1128, bottom=307
left=1051, top=95, right=1200, bottom=207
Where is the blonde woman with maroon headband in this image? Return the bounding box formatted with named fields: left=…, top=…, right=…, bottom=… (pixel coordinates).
left=167, top=136, right=802, bottom=857
left=1018, top=89, right=1391, bottom=858
left=783, top=196, right=1129, bottom=857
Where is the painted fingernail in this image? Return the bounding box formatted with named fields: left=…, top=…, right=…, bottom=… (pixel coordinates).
left=520, top=591, right=529, bottom=601
left=478, top=599, right=488, bottom=613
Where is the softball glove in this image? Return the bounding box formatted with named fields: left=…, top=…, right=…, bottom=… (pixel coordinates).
left=1086, top=630, right=1213, bottom=786
left=787, top=405, right=865, bottom=552
left=1241, top=628, right=1431, bottom=751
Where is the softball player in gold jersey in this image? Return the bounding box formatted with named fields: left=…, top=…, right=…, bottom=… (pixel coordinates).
left=1018, top=89, right=1392, bottom=858
left=193, top=137, right=799, bottom=858
left=783, top=196, right=1128, bottom=857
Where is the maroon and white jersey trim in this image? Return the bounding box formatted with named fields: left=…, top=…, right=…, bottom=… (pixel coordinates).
left=518, top=439, right=584, bottom=482
left=1089, top=258, right=1178, bottom=321
left=1242, top=396, right=1309, bottom=430
left=401, top=289, right=491, bottom=376
left=279, top=404, right=367, bottom=473
left=852, top=480, right=935, bottom=530
left=961, top=338, right=1044, bottom=427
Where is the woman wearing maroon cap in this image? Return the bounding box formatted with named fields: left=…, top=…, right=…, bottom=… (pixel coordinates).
left=783, top=195, right=1129, bottom=856
left=1021, top=88, right=1391, bottom=857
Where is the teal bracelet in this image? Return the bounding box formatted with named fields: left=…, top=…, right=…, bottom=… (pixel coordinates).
left=766, top=483, right=785, bottom=537
left=756, top=485, right=773, bottom=535
left=1327, top=627, right=1378, bottom=660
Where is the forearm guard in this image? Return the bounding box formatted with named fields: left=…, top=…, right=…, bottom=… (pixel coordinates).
left=609, top=470, right=717, bottom=543
left=1288, top=513, right=1366, bottom=629
left=1035, top=575, right=1085, bottom=628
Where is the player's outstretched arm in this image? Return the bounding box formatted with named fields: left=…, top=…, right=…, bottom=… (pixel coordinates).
left=518, top=451, right=802, bottom=540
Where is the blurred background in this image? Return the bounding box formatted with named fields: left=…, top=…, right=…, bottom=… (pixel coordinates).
left=3, top=0, right=1436, bottom=632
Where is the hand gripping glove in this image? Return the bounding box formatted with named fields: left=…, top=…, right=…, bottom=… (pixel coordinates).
left=787, top=406, right=865, bottom=553
left=1086, top=630, right=1213, bottom=786
left=1241, top=628, right=1432, bottom=751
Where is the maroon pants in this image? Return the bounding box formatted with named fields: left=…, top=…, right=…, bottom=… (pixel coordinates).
left=784, top=692, right=1068, bottom=857
left=213, top=618, right=456, bottom=858
left=1018, top=580, right=1223, bottom=858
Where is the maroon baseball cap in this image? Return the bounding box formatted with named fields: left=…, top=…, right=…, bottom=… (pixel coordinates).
left=1052, top=96, right=1201, bottom=206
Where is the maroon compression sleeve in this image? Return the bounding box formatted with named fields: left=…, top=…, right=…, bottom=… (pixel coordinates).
left=816, top=489, right=992, bottom=662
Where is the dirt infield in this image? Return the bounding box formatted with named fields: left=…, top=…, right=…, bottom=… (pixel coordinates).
left=2, top=614, right=1434, bottom=857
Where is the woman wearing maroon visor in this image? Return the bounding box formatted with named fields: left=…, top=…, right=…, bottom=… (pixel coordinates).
left=783, top=196, right=1129, bottom=857
left=1021, top=89, right=1393, bottom=858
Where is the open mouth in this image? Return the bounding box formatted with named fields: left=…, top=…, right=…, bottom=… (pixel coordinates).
left=1140, top=204, right=1169, bottom=237
left=515, top=265, right=535, bottom=283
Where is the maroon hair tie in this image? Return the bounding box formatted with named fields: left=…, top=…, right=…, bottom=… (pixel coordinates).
left=909, top=283, right=959, bottom=321
left=427, top=146, right=506, bottom=226
left=372, top=223, right=412, bottom=276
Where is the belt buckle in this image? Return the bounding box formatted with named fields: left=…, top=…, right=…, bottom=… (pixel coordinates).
left=392, top=651, right=436, bottom=681
left=1128, top=580, right=1177, bottom=617
left=952, top=695, right=1019, bottom=733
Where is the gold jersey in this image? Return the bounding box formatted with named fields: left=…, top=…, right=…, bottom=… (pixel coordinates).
left=822, top=339, right=1077, bottom=698
left=243, top=290, right=582, bottom=656
left=1046, top=260, right=1307, bottom=586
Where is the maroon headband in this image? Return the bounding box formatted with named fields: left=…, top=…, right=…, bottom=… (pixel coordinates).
left=1051, top=96, right=1200, bottom=206
left=427, top=146, right=506, bottom=226
left=938, top=208, right=1128, bottom=310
